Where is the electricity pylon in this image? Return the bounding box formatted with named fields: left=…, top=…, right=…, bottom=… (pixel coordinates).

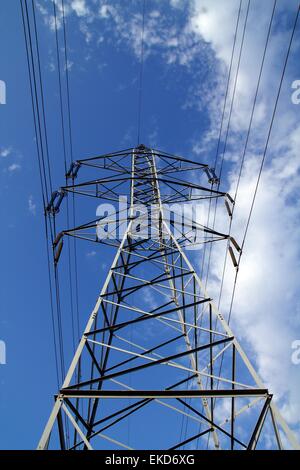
left=39, top=145, right=299, bottom=450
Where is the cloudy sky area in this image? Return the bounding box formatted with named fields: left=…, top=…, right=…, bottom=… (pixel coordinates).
left=0, top=0, right=300, bottom=448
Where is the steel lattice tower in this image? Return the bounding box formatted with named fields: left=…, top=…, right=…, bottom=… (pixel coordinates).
left=39, top=145, right=299, bottom=450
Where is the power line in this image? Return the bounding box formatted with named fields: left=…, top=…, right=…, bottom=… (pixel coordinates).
left=21, top=0, right=51, bottom=203
left=209, top=2, right=299, bottom=446
left=217, top=0, right=278, bottom=312
left=200, top=0, right=251, bottom=360
left=53, top=0, right=68, bottom=173
left=52, top=0, right=81, bottom=356
left=31, top=0, right=53, bottom=195
left=196, top=0, right=251, bottom=372
left=209, top=2, right=279, bottom=444
left=60, top=0, right=80, bottom=347
left=227, top=3, right=300, bottom=324
left=52, top=0, right=76, bottom=356
left=61, top=0, right=74, bottom=164
left=137, top=0, right=146, bottom=145
left=217, top=0, right=251, bottom=182
left=30, top=2, right=65, bottom=386
left=44, top=219, right=60, bottom=388
left=199, top=0, right=247, bottom=307
left=195, top=1, right=244, bottom=448
left=53, top=5, right=81, bottom=442
left=213, top=0, right=243, bottom=171
left=20, top=0, right=60, bottom=387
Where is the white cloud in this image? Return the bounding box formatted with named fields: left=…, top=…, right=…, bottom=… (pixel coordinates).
left=86, top=250, right=97, bottom=258
left=37, top=0, right=91, bottom=31
left=71, top=0, right=89, bottom=17
left=65, top=59, right=74, bottom=71
left=37, top=0, right=206, bottom=66
left=186, top=0, right=300, bottom=140
left=189, top=0, right=239, bottom=65
left=48, top=61, right=56, bottom=72
left=206, top=137, right=300, bottom=425
left=36, top=0, right=61, bottom=31
left=99, top=4, right=110, bottom=19
left=7, top=163, right=21, bottom=172
left=178, top=0, right=300, bottom=441
left=79, top=20, right=93, bottom=43
left=0, top=147, right=12, bottom=158
left=170, top=0, right=185, bottom=8
left=28, top=195, right=37, bottom=215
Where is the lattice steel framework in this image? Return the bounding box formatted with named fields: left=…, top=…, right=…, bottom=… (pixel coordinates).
left=38, top=145, right=299, bottom=450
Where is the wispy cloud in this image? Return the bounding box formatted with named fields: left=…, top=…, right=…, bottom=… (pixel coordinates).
left=7, top=163, right=21, bottom=173
left=71, top=0, right=90, bottom=17
left=28, top=195, right=37, bottom=215
left=86, top=250, right=97, bottom=258
left=37, top=0, right=92, bottom=32
left=36, top=0, right=210, bottom=65
left=185, top=0, right=300, bottom=435
left=0, top=147, right=12, bottom=158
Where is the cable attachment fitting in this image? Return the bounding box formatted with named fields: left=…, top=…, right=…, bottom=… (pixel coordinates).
left=136, top=144, right=146, bottom=150
left=45, top=189, right=66, bottom=215
left=66, top=161, right=81, bottom=180
left=204, top=167, right=219, bottom=185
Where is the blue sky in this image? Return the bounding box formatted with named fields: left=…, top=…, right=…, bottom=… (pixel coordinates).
left=0, top=0, right=300, bottom=449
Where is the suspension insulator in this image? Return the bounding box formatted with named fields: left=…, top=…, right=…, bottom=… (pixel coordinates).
left=45, top=190, right=66, bottom=215
left=204, top=168, right=211, bottom=181
left=45, top=191, right=58, bottom=214
left=66, top=161, right=81, bottom=180
left=230, top=236, right=241, bottom=252
left=225, top=200, right=233, bottom=217
left=54, top=191, right=65, bottom=213
left=53, top=231, right=64, bottom=248
left=226, top=193, right=235, bottom=204
left=54, top=240, right=64, bottom=265
left=208, top=168, right=219, bottom=184
left=228, top=246, right=238, bottom=268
